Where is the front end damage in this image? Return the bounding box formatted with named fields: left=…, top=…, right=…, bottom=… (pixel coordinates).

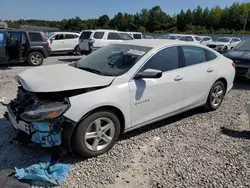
left=5, top=86, right=79, bottom=151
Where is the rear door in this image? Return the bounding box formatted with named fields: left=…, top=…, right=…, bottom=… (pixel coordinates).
left=180, top=46, right=218, bottom=109
left=79, top=31, right=92, bottom=51
left=0, top=31, right=7, bottom=63
left=64, top=34, right=78, bottom=50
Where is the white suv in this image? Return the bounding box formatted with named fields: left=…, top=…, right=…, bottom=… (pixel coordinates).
left=48, top=32, right=81, bottom=55
left=79, top=29, right=133, bottom=53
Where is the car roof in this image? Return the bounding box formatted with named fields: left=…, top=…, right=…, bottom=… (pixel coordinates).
left=119, top=39, right=203, bottom=49
left=81, top=29, right=118, bottom=32
left=52, top=32, right=79, bottom=35
left=128, top=32, right=142, bottom=34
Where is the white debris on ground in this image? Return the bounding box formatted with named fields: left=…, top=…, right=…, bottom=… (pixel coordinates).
left=0, top=55, right=250, bottom=188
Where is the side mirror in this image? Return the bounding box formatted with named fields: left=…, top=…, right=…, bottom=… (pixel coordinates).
left=134, top=69, right=162, bottom=79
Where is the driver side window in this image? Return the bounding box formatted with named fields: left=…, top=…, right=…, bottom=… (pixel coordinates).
left=140, top=47, right=180, bottom=72
left=54, top=34, right=64, bottom=40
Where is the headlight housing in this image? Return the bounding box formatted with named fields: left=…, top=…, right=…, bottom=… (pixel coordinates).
left=20, top=102, right=69, bottom=122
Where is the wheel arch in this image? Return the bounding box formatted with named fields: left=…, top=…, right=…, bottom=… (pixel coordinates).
left=215, top=77, right=227, bottom=92
left=28, top=49, right=45, bottom=58
left=67, top=105, right=126, bottom=151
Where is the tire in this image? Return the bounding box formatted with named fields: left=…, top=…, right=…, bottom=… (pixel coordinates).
left=74, top=45, right=82, bottom=55
left=205, top=81, right=225, bottom=111
left=74, top=110, right=121, bottom=158
left=28, top=52, right=44, bottom=66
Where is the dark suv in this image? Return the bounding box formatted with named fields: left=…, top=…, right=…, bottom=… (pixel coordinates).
left=0, top=29, right=51, bottom=66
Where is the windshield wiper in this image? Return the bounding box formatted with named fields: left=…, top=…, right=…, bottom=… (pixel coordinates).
left=77, top=67, right=102, bottom=74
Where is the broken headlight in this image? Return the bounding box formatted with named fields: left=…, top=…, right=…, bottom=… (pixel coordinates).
left=20, top=102, right=69, bottom=122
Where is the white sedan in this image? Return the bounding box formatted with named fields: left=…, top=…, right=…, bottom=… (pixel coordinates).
left=7, top=40, right=235, bottom=157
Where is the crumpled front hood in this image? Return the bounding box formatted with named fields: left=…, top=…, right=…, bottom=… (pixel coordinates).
left=17, top=64, right=115, bottom=92
left=208, top=42, right=230, bottom=46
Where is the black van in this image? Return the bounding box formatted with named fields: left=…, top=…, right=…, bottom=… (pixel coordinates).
left=0, top=29, right=51, bottom=66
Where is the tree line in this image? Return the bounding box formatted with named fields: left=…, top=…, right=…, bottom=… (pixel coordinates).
left=3, top=2, right=250, bottom=34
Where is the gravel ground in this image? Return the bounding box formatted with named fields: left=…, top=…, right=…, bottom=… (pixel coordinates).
left=0, top=55, right=250, bottom=188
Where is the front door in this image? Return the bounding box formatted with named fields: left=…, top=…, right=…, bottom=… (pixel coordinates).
left=50, top=34, right=66, bottom=52
left=0, top=31, right=7, bottom=63
left=129, top=46, right=185, bottom=127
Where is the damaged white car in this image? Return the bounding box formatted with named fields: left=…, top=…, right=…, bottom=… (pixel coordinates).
left=6, top=40, right=235, bottom=157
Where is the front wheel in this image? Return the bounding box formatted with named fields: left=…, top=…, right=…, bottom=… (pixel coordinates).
left=74, top=110, right=121, bottom=157
left=28, top=52, right=44, bottom=66
left=205, top=81, right=225, bottom=111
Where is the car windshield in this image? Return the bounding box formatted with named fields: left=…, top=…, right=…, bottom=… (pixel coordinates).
left=118, top=33, right=133, bottom=40
left=179, top=36, right=186, bottom=41
left=76, top=44, right=152, bottom=76
left=194, top=37, right=201, bottom=41
left=216, top=37, right=230, bottom=42
left=234, top=39, right=250, bottom=51
left=157, top=35, right=178, bottom=40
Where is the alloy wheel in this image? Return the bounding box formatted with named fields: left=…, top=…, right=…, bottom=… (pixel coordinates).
left=84, top=117, right=115, bottom=151
left=211, top=85, right=224, bottom=107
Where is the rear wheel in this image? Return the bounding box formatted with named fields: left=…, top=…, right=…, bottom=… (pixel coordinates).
left=74, top=110, right=121, bottom=157
left=74, top=45, right=82, bottom=55
left=28, top=52, right=44, bottom=66
left=205, top=81, right=225, bottom=111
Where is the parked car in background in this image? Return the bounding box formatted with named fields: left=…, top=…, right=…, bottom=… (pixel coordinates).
left=199, top=36, right=213, bottom=45
left=48, top=32, right=81, bottom=55
left=157, top=34, right=183, bottom=40
left=7, top=39, right=235, bottom=158
left=224, top=39, right=250, bottom=79
left=78, top=29, right=133, bottom=53
left=207, top=37, right=241, bottom=54
left=127, top=32, right=143, bottom=39
left=178, top=35, right=202, bottom=43
left=144, top=35, right=153, bottom=39
left=0, top=29, right=51, bottom=66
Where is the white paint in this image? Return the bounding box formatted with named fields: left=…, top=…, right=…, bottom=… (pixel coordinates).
left=17, top=40, right=235, bottom=133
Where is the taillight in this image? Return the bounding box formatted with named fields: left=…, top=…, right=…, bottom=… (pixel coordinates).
left=46, top=41, right=51, bottom=50
left=232, top=62, right=236, bottom=69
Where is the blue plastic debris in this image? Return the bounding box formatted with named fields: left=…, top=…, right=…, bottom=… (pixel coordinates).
left=31, top=122, right=62, bottom=147
left=15, top=157, right=71, bottom=186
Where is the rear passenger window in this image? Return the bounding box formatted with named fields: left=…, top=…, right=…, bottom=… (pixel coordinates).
left=141, top=47, right=179, bottom=72
left=205, top=50, right=217, bottom=61
left=93, top=32, right=104, bottom=39
left=133, top=34, right=142, bottom=39
left=182, top=46, right=206, bottom=66
left=107, top=32, right=120, bottom=40
left=28, top=32, right=43, bottom=41
left=65, top=34, right=75, bottom=39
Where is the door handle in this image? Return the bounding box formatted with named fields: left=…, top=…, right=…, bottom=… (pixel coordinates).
left=207, top=68, right=214, bottom=73
left=174, top=75, right=183, bottom=81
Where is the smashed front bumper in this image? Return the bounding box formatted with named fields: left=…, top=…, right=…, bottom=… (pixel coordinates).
left=6, top=87, right=76, bottom=151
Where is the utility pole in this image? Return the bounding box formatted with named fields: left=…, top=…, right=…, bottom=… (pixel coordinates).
left=243, top=10, right=250, bottom=32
